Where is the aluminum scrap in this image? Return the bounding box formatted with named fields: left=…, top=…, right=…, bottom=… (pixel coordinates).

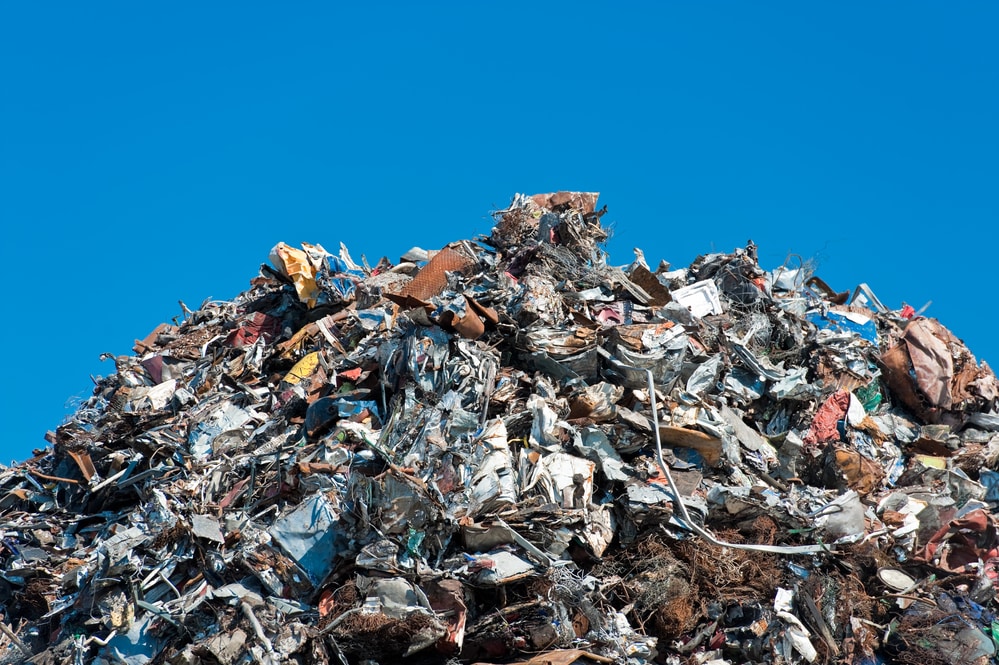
left=2, top=192, right=999, bottom=665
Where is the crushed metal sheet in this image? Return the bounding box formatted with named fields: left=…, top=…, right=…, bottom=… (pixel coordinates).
left=5, top=191, right=999, bottom=665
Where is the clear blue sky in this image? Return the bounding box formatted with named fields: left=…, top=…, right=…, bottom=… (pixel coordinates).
left=2, top=3, right=996, bottom=464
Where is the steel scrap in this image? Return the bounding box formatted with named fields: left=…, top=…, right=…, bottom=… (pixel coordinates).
left=2, top=192, right=999, bottom=665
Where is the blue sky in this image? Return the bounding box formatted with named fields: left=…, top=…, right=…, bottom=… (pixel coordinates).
left=2, top=3, right=996, bottom=464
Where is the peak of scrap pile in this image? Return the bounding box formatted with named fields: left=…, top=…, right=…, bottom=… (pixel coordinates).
left=3, top=192, right=999, bottom=665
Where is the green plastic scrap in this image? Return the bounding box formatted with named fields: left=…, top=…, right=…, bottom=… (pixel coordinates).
left=855, top=380, right=882, bottom=412
left=989, top=620, right=999, bottom=651
left=406, top=527, right=425, bottom=556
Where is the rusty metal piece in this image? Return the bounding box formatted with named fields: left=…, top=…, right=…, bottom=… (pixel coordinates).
left=66, top=450, right=96, bottom=482
left=398, top=245, right=475, bottom=302
left=528, top=192, right=600, bottom=214
left=658, top=426, right=722, bottom=467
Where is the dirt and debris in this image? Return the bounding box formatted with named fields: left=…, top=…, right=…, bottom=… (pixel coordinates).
left=2, top=192, right=999, bottom=665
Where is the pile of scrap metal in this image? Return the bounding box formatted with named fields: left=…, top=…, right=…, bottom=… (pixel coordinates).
left=2, top=192, right=998, bottom=665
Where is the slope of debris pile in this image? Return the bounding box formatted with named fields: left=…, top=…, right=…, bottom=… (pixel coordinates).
left=2, top=192, right=999, bottom=665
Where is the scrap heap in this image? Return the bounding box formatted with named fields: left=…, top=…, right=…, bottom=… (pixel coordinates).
left=3, top=192, right=999, bottom=665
